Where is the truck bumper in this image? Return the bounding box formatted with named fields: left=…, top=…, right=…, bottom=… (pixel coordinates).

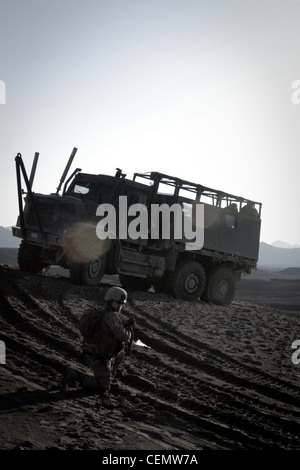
left=12, top=226, right=62, bottom=247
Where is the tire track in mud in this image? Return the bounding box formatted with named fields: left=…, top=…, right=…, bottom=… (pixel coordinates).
left=1, top=295, right=80, bottom=360
left=132, top=308, right=300, bottom=409
left=131, top=302, right=298, bottom=380
left=123, top=347, right=300, bottom=449
left=120, top=384, right=266, bottom=449
left=0, top=276, right=86, bottom=389
left=122, top=299, right=300, bottom=449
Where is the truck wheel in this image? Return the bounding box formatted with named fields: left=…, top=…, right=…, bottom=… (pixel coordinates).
left=18, top=240, right=49, bottom=273
left=167, top=260, right=206, bottom=300
left=119, top=274, right=152, bottom=292
left=204, top=267, right=236, bottom=305
left=69, top=254, right=106, bottom=286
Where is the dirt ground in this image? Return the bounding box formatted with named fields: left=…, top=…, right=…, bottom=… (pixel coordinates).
left=0, top=263, right=299, bottom=453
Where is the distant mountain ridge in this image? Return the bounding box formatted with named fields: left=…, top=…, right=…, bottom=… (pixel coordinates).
left=0, top=226, right=20, bottom=248
left=271, top=240, right=300, bottom=249
left=1, top=226, right=300, bottom=268
left=258, top=242, right=300, bottom=268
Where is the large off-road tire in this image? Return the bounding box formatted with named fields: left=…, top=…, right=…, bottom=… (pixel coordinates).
left=18, top=240, right=49, bottom=273
left=166, top=259, right=206, bottom=300
left=119, top=274, right=152, bottom=292
left=69, top=254, right=106, bottom=286
left=203, top=266, right=236, bottom=305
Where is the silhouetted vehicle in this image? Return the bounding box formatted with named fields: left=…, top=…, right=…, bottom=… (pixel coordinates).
left=12, top=148, right=262, bottom=305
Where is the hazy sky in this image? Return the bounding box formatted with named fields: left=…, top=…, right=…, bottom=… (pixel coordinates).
left=1, top=0, right=300, bottom=245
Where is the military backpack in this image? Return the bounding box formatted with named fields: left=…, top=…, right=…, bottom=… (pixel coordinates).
left=79, top=307, right=106, bottom=344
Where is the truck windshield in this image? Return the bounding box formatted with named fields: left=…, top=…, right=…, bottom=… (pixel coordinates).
left=73, top=184, right=90, bottom=195
left=67, top=180, right=115, bottom=203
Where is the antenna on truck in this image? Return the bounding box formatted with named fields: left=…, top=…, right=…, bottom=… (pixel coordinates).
left=29, top=152, right=39, bottom=189
left=56, top=147, right=78, bottom=194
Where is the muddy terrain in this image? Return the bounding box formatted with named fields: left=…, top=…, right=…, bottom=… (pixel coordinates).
left=0, top=263, right=299, bottom=451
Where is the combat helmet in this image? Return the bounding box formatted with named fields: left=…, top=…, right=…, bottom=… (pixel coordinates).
left=105, top=286, right=127, bottom=304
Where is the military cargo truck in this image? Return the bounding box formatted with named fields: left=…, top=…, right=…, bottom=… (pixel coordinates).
left=12, top=148, right=262, bottom=305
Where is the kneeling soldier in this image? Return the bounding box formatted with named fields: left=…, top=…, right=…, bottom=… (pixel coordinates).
left=62, top=286, right=134, bottom=393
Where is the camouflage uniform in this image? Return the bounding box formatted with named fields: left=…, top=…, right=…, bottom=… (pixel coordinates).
left=80, top=305, right=131, bottom=392
left=62, top=287, right=132, bottom=393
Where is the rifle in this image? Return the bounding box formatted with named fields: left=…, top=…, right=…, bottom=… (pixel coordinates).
left=123, top=316, right=135, bottom=356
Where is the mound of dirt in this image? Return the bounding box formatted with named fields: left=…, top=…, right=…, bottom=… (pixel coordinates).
left=0, top=264, right=300, bottom=451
